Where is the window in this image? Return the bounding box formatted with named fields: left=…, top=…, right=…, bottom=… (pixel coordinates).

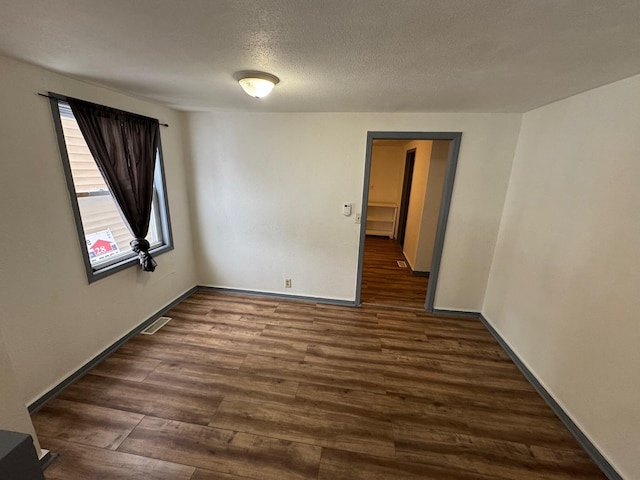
left=50, top=95, right=173, bottom=282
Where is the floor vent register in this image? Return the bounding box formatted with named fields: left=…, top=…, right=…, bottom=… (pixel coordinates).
left=141, top=316, right=172, bottom=335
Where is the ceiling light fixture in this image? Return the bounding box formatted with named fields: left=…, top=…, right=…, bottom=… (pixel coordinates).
left=235, top=71, right=280, bottom=98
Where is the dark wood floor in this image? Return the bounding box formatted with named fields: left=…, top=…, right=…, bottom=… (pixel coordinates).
left=32, top=291, right=606, bottom=479
left=361, top=236, right=428, bottom=309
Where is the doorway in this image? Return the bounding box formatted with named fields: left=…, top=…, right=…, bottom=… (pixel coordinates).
left=396, top=148, right=416, bottom=247
left=356, top=132, right=462, bottom=311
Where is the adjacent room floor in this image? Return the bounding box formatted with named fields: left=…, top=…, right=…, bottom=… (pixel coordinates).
left=360, top=235, right=428, bottom=310
left=32, top=290, right=606, bottom=479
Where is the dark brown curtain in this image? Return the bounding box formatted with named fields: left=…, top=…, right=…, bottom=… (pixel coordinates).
left=68, top=98, right=160, bottom=272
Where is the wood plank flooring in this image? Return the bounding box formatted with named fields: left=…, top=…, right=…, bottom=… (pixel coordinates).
left=32, top=291, right=606, bottom=479
left=361, top=235, right=428, bottom=309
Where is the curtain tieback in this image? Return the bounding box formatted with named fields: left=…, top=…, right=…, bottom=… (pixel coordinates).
left=130, top=238, right=157, bottom=272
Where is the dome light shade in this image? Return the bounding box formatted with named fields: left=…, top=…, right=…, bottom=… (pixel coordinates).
left=235, top=71, right=280, bottom=98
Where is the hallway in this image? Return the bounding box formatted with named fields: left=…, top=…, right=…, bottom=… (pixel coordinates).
left=360, top=236, right=428, bottom=310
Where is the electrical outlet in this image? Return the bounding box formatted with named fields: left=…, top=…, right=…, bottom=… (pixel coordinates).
left=355, top=213, right=361, bottom=224
left=285, top=278, right=292, bottom=288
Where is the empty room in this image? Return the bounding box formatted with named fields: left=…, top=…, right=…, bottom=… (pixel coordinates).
left=0, top=1, right=638, bottom=479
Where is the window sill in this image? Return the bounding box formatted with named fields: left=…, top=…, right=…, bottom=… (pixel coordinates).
left=87, top=242, right=174, bottom=284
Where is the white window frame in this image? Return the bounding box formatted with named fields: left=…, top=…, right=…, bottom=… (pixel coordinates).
left=49, top=93, right=174, bottom=283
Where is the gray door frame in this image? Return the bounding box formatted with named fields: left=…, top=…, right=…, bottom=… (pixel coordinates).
left=355, top=131, right=463, bottom=311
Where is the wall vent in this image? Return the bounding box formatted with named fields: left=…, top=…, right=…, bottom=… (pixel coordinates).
left=141, top=316, right=171, bottom=335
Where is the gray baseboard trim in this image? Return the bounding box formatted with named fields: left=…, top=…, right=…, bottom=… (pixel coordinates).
left=400, top=252, right=429, bottom=277
left=28, top=286, right=198, bottom=413
left=430, top=308, right=481, bottom=319
left=411, top=270, right=430, bottom=277
left=478, top=314, right=621, bottom=480
left=39, top=450, right=57, bottom=471
left=197, top=285, right=356, bottom=307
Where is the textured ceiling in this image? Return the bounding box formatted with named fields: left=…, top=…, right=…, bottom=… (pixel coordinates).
left=1, top=0, right=639, bottom=113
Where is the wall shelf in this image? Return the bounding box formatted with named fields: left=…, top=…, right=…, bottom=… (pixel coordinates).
left=366, top=203, right=397, bottom=238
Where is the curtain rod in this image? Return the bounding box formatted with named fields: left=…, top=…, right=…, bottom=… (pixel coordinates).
left=37, top=93, right=169, bottom=127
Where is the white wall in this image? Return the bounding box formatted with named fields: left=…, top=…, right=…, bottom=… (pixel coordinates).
left=185, top=111, right=520, bottom=309
left=0, top=55, right=197, bottom=407
left=368, top=145, right=404, bottom=205
left=402, top=141, right=432, bottom=270
left=483, top=73, right=640, bottom=479
left=0, top=326, right=41, bottom=456
left=414, top=140, right=449, bottom=272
